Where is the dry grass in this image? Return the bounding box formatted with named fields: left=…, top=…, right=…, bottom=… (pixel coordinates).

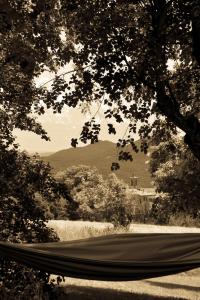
left=47, top=220, right=200, bottom=241
left=47, top=220, right=115, bottom=241
left=47, top=220, right=200, bottom=300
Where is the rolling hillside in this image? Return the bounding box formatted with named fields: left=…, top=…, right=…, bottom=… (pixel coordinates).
left=42, top=141, right=153, bottom=188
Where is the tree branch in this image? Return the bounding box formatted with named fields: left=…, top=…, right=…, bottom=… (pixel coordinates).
left=122, top=52, right=156, bottom=91
left=39, top=64, right=93, bottom=88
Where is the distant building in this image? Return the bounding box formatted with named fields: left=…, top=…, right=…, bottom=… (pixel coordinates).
left=130, top=176, right=138, bottom=188
left=127, top=177, right=157, bottom=221
left=127, top=187, right=156, bottom=208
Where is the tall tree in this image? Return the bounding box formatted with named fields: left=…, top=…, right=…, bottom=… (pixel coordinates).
left=0, top=148, right=76, bottom=297
left=1, top=1, right=200, bottom=160
left=48, top=0, right=200, bottom=160
left=0, top=2, right=77, bottom=289
left=56, top=165, right=133, bottom=226
left=55, top=165, right=107, bottom=220
left=150, top=138, right=200, bottom=222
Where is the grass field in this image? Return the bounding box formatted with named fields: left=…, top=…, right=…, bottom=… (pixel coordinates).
left=47, top=220, right=200, bottom=300
left=47, top=220, right=200, bottom=241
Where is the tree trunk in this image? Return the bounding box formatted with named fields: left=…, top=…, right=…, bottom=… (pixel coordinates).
left=151, top=0, right=200, bottom=161
left=192, top=2, right=200, bottom=65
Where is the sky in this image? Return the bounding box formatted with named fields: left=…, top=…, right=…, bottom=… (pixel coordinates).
left=14, top=65, right=135, bottom=153
left=14, top=106, right=132, bottom=154
left=13, top=51, right=176, bottom=154
left=15, top=59, right=174, bottom=154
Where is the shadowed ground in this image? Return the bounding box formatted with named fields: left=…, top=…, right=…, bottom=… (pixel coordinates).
left=145, top=280, right=200, bottom=292
left=55, top=269, right=200, bottom=300
left=48, top=221, right=200, bottom=299
left=53, top=285, right=187, bottom=300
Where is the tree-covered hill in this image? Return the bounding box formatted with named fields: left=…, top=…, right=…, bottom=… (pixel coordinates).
left=42, top=140, right=153, bottom=188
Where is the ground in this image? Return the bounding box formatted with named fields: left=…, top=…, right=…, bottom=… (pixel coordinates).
left=47, top=221, right=200, bottom=300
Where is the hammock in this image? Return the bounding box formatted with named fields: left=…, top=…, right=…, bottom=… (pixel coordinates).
left=0, top=233, right=200, bottom=281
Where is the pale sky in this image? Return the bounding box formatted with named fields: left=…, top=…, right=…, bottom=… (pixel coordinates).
left=15, top=60, right=167, bottom=154
left=13, top=56, right=175, bottom=154
left=14, top=106, right=133, bottom=153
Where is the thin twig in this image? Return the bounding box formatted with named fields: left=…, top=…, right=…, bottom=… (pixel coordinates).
left=94, top=101, right=103, bottom=118
left=39, top=63, right=93, bottom=88
left=122, top=51, right=156, bottom=91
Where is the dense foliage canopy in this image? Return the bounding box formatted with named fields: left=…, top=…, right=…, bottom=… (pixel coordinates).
left=0, top=147, right=77, bottom=297
left=1, top=1, right=200, bottom=161
left=56, top=165, right=134, bottom=226
left=150, top=138, right=200, bottom=223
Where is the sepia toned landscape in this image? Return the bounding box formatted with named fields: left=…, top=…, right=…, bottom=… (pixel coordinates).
left=0, top=1, right=200, bottom=299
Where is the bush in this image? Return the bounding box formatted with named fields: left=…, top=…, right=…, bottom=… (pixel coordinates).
left=149, top=196, right=171, bottom=225
left=0, top=149, right=76, bottom=299
left=168, top=213, right=200, bottom=227
left=101, top=174, right=134, bottom=227
left=150, top=139, right=200, bottom=223
left=150, top=197, right=200, bottom=227
left=55, top=166, right=134, bottom=227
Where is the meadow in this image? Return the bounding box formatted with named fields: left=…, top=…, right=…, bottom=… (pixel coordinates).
left=47, top=220, right=200, bottom=300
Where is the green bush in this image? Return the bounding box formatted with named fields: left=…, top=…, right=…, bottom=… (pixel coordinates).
left=0, top=149, right=75, bottom=299
left=168, top=213, right=200, bottom=227
left=150, top=197, right=200, bottom=227
left=55, top=166, right=134, bottom=227
left=149, top=196, right=171, bottom=225
left=150, top=139, right=200, bottom=224
left=101, top=173, right=134, bottom=227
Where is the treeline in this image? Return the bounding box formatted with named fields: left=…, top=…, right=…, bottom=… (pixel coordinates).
left=150, top=138, right=200, bottom=227
left=39, top=165, right=134, bottom=227
left=37, top=138, right=200, bottom=228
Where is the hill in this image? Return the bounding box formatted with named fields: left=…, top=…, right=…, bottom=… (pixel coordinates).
left=42, top=140, right=153, bottom=188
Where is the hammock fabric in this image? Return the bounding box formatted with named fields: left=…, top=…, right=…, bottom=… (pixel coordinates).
left=0, top=233, right=200, bottom=281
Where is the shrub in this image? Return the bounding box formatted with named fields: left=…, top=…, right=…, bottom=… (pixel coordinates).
left=149, top=196, right=171, bottom=225
left=150, top=139, right=200, bottom=224
left=0, top=149, right=76, bottom=299
left=55, top=166, right=134, bottom=227
left=168, top=213, right=200, bottom=228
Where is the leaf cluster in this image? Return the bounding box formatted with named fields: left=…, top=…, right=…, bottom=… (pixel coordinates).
left=55, top=165, right=134, bottom=227
left=150, top=138, right=200, bottom=221
left=0, top=147, right=76, bottom=296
